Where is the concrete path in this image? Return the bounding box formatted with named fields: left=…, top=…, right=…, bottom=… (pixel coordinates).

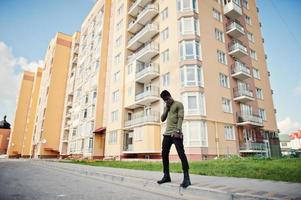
left=33, top=159, right=301, bottom=200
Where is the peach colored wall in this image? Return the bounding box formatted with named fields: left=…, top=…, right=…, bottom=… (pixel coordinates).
left=0, top=129, right=10, bottom=154
left=8, top=72, right=34, bottom=157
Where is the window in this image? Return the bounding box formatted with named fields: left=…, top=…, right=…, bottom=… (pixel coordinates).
left=179, top=40, right=201, bottom=61
left=250, top=49, right=257, bottom=60
left=134, top=127, right=143, bottom=141
left=215, top=28, right=224, bottom=43
left=128, top=86, right=132, bottom=96
left=161, top=27, right=169, bottom=40
left=219, top=73, right=230, bottom=88
left=162, top=72, right=170, bottom=86
left=112, top=90, right=119, bottom=102
left=180, top=65, right=203, bottom=87
left=88, top=137, right=93, bottom=152
left=247, top=32, right=255, bottom=43
left=116, top=19, right=123, bottom=31
left=115, top=36, right=122, bottom=47
left=242, top=0, right=249, bottom=9
left=222, top=98, right=232, bottom=113
left=259, top=108, right=266, bottom=121
left=113, top=71, right=120, bottom=81
left=128, top=63, right=133, bottom=75
left=161, top=49, right=169, bottom=63
left=108, top=131, right=117, bottom=144
left=245, top=15, right=252, bottom=25
left=111, top=110, right=118, bottom=122
left=182, top=120, right=207, bottom=147
left=217, top=50, right=227, bottom=64
left=178, top=17, right=200, bottom=35
left=161, top=7, right=168, bottom=20
left=72, top=128, right=77, bottom=137
left=213, top=9, right=222, bottom=22
left=182, top=92, right=206, bottom=115
left=117, top=3, right=124, bottom=15
left=253, top=68, right=260, bottom=79
left=240, top=103, right=252, bottom=116
left=115, top=53, right=121, bottom=64
left=224, top=125, right=235, bottom=140
left=256, top=88, right=263, bottom=99
left=177, top=0, right=198, bottom=12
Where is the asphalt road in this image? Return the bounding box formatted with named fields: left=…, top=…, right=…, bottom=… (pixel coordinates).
left=0, top=159, right=176, bottom=200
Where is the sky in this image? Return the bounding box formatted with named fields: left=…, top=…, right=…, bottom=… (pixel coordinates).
left=0, top=0, right=300, bottom=135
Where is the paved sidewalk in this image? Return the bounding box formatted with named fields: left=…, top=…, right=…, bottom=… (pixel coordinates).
left=30, top=159, right=301, bottom=200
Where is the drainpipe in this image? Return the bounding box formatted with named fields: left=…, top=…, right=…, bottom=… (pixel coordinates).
left=215, top=121, right=220, bottom=157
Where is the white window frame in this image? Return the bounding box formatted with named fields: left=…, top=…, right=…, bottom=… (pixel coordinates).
left=182, top=92, right=206, bottom=116
left=161, top=49, right=169, bottom=63
left=224, top=125, right=235, bottom=140
left=182, top=120, right=208, bottom=147
left=253, top=68, right=260, bottom=79
left=215, top=28, right=225, bottom=43
left=162, top=72, right=170, bottom=87
left=222, top=97, right=232, bottom=113
left=259, top=108, right=267, bottom=121
left=112, top=90, right=119, bottom=102
left=108, top=131, right=118, bottom=144
left=161, top=27, right=169, bottom=41
left=111, top=110, right=119, bottom=122
left=161, top=7, right=168, bottom=20
left=177, top=0, right=199, bottom=13
left=217, top=50, right=227, bottom=65
left=178, top=17, right=200, bottom=36
left=246, top=15, right=252, bottom=25
left=247, top=31, right=255, bottom=43
left=213, top=8, right=222, bottom=22
left=256, top=88, right=263, bottom=100
left=219, top=73, right=230, bottom=88
left=179, top=40, right=201, bottom=61
left=180, top=65, right=203, bottom=87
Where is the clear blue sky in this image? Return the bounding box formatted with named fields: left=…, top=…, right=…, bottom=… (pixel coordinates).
left=0, top=0, right=300, bottom=134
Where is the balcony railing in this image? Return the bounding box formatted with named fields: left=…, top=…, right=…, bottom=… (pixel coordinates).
left=229, top=42, right=248, bottom=53
left=129, top=42, right=159, bottom=62
left=128, top=4, right=158, bottom=33
left=135, top=86, right=160, bottom=101
left=223, top=0, right=242, bottom=19
left=136, top=63, right=159, bottom=80
left=240, top=142, right=267, bottom=152
left=233, top=87, right=253, bottom=98
left=226, top=21, right=245, bottom=38
left=237, top=112, right=263, bottom=126
left=128, top=0, right=152, bottom=17
left=125, top=110, right=160, bottom=127
left=128, top=23, right=158, bottom=50
left=231, top=61, right=251, bottom=80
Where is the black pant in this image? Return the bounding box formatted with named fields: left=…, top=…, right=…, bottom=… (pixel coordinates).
left=162, top=135, right=189, bottom=174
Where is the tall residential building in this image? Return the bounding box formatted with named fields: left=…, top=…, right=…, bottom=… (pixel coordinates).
left=8, top=71, right=35, bottom=157
left=102, top=0, right=279, bottom=160
left=32, top=33, right=72, bottom=158
left=63, top=0, right=111, bottom=159
left=21, top=67, right=43, bottom=157
left=0, top=116, right=11, bottom=155
left=59, top=32, right=80, bottom=157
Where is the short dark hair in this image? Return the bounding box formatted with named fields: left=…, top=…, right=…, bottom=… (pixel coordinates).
left=160, top=90, right=171, bottom=99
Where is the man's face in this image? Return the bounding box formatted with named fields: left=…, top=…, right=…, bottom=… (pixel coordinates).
left=163, top=96, right=173, bottom=106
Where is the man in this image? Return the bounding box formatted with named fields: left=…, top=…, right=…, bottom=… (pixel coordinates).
left=157, top=90, right=191, bottom=188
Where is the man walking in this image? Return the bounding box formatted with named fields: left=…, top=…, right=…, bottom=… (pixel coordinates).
left=157, top=90, right=191, bottom=188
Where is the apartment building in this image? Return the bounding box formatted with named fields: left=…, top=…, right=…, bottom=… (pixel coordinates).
left=7, top=71, right=35, bottom=157
left=32, top=33, right=72, bottom=158
left=21, top=67, right=43, bottom=157
left=102, top=0, right=279, bottom=160
left=63, top=0, right=111, bottom=159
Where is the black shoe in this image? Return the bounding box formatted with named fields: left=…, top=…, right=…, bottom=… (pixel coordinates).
left=157, top=174, right=171, bottom=184
left=180, top=171, right=191, bottom=188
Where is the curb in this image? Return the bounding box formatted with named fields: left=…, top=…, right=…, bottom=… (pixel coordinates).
left=32, top=161, right=287, bottom=200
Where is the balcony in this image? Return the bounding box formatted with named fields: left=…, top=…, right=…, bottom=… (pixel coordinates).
left=136, top=63, right=160, bottom=83
left=239, top=142, right=267, bottom=153
left=233, top=87, right=254, bottom=103
left=72, top=55, right=78, bottom=64
left=127, top=23, right=159, bottom=51
left=135, top=86, right=160, bottom=105
left=226, top=21, right=245, bottom=38
left=128, top=4, right=158, bottom=34
left=73, top=45, right=79, bottom=54
left=128, top=0, right=152, bottom=17
left=231, top=61, right=251, bottom=80
left=237, top=113, right=263, bottom=127
left=128, top=42, right=159, bottom=62
left=125, top=111, right=160, bottom=128
left=229, top=42, right=248, bottom=59
left=223, top=0, right=242, bottom=19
